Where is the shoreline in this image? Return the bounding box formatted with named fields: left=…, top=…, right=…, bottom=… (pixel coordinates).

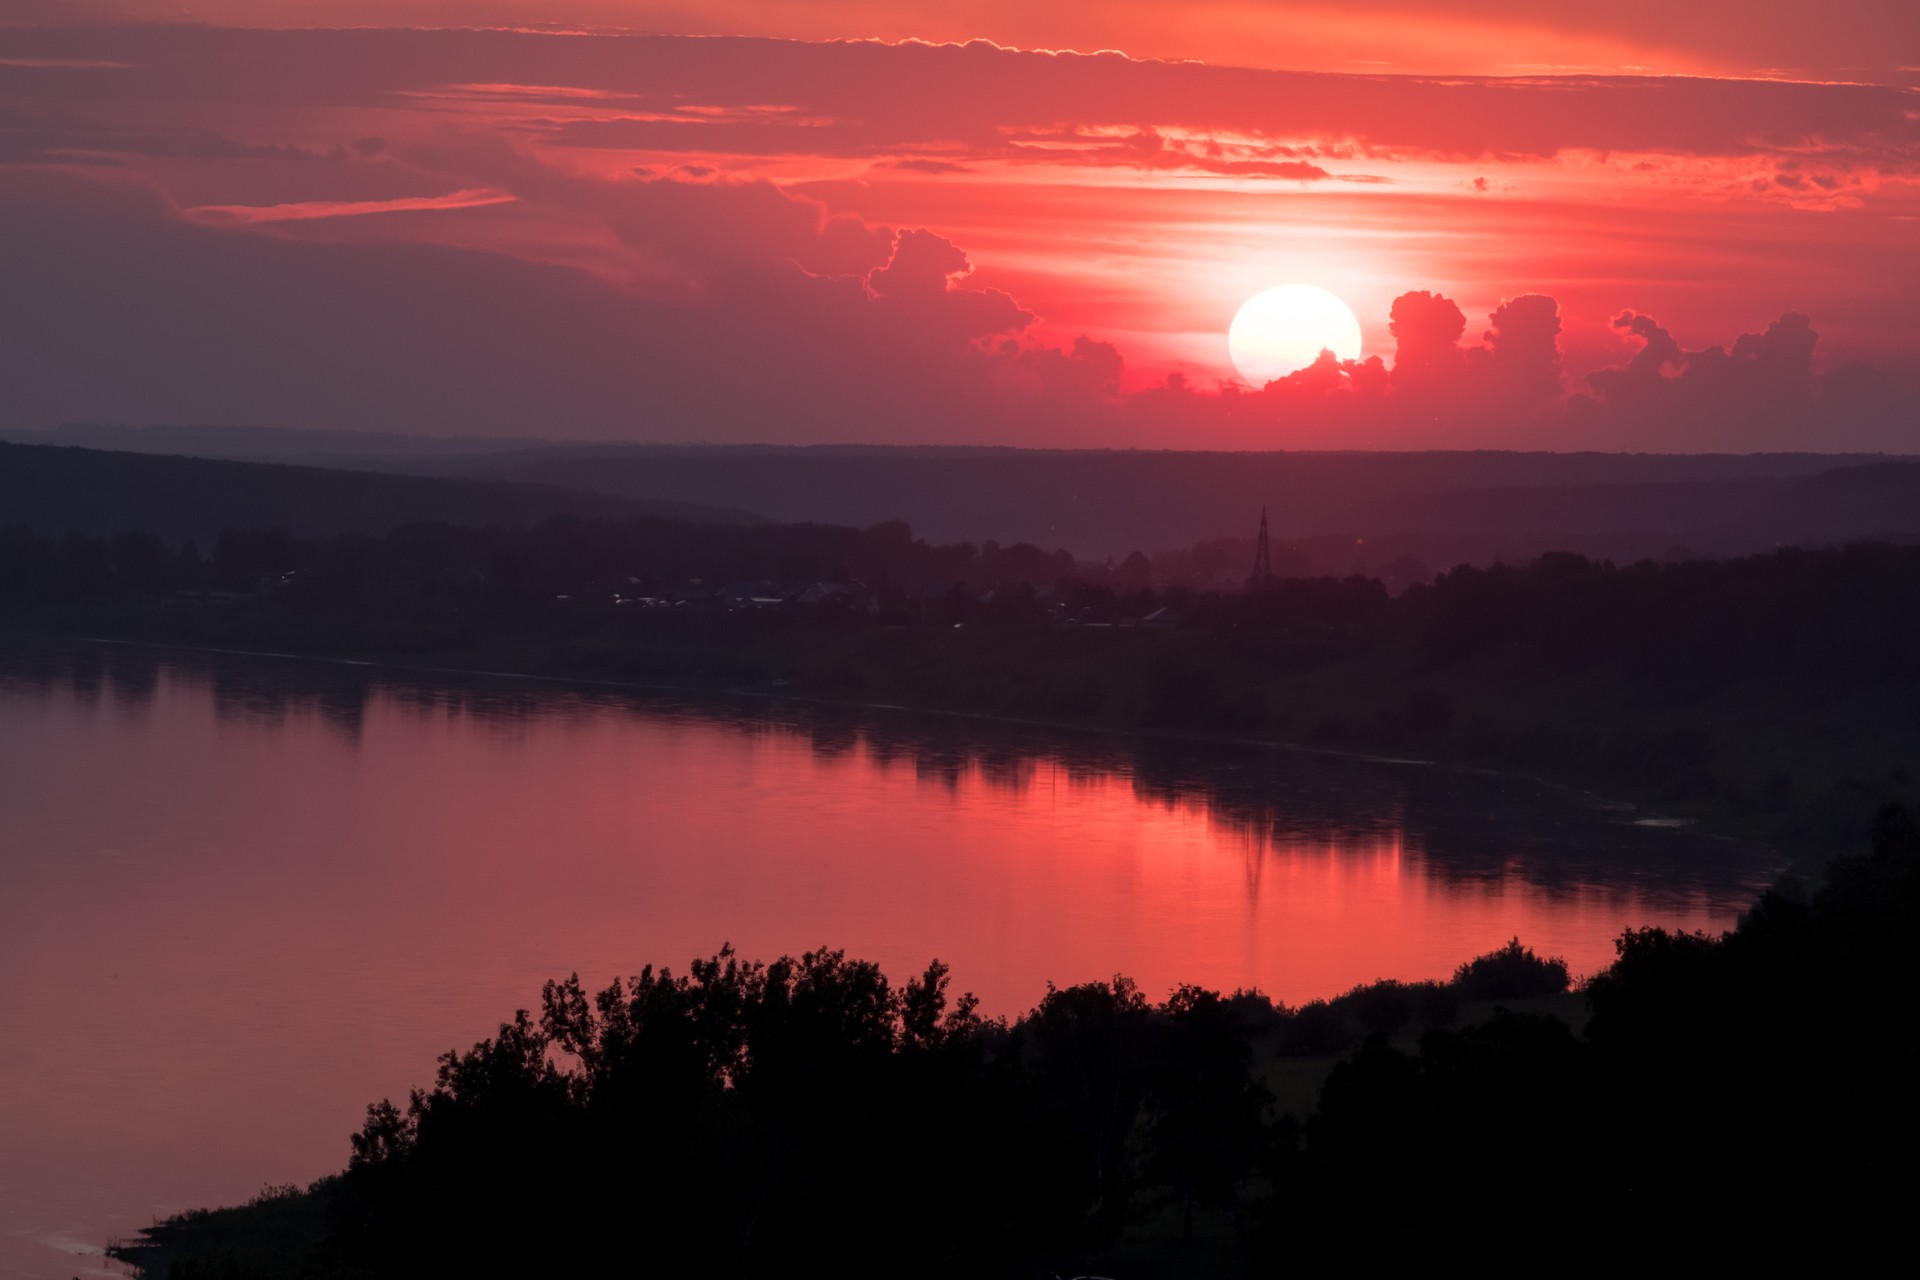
left=11, top=627, right=1776, bottom=861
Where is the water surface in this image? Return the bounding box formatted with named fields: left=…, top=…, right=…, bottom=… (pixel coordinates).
left=0, top=640, right=1776, bottom=1277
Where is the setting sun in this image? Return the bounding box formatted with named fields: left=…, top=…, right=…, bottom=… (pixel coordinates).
left=1227, top=284, right=1365, bottom=386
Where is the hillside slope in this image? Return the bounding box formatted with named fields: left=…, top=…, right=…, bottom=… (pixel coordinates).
left=0, top=443, right=761, bottom=544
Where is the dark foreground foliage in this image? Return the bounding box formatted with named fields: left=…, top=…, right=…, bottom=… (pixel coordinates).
left=117, top=805, right=1920, bottom=1278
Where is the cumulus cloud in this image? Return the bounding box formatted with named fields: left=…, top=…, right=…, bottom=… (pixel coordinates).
left=991, top=334, right=1124, bottom=404
left=1578, top=310, right=1838, bottom=446
left=1105, top=290, right=1572, bottom=448
left=1600, top=311, right=1684, bottom=383
left=1596, top=311, right=1816, bottom=404
left=1387, top=291, right=1468, bottom=390
left=1482, top=295, right=1563, bottom=404
left=866, top=228, right=971, bottom=298
left=1349, top=290, right=1566, bottom=419
left=867, top=229, right=1034, bottom=346
left=1129, top=288, right=1891, bottom=451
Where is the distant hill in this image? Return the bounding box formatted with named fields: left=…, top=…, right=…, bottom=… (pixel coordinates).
left=9, top=436, right=1915, bottom=563
left=0, top=423, right=559, bottom=462
left=1175, top=463, right=1920, bottom=581
left=430, top=446, right=1894, bottom=555
left=1753, top=462, right=1920, bottom=543
left=0, top=443, right=761, bottom=545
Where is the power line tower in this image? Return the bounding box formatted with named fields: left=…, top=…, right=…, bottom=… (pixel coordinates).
left=1249, top=506, right=1273, bottom=590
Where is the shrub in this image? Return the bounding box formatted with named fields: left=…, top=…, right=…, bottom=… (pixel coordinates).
left=1450, top=938, right=1571, bottom=1001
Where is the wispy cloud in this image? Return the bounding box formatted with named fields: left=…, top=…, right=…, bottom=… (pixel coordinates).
left=184, top=188, right=516, bottom=224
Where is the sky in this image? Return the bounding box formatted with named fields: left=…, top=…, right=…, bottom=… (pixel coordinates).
left=1, top=3, right=1916, bottom=449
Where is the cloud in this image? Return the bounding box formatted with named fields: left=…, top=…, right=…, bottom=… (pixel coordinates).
left=1482, top=295, right=1563, bottom=404
left=403, top=136, right=896, bottom=280
left=19, top=1, right=1919, bottom=84
left=0, top=25, right=1913, bottom=452
left=1235, top=290, right=1565, bottom=433
left=2, top=27, right=1912, bottom=169
left=866, top=228, right=1033, bottom=344
left=0, top=104, right=361, bottom=167
left=184, top=188, right=516, bottom=224
left=1578, top=310, right=1839, bottom=446
left=0, top=165, right=1910, bottom=450
left=1387, top=291, right=1467, bottom=390
left=1599, top=311, right=1684, bottom=383
left=0, top=169, right=1041, bottom=443
left=992, top=334, right=1124, bottom=404
left=1139, top=289, right=1897, bottom=451
left=994, top=125, right=1346, bottom=180
left=875, top=158, right=973, bottom=174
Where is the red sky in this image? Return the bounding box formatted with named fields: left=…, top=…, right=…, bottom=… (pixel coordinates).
left=1, top=3, right=1915, bottom=449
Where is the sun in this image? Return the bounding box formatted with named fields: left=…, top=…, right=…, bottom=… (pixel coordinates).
left=1228, top=285, right=1364, bottom=385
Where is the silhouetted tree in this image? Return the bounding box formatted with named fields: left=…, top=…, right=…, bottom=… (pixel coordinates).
left=1448, top=937, right=1571, bottom=1001
left=1143, top=985, right=1269, bottom=1242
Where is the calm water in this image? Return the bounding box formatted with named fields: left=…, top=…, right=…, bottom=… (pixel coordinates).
left=0, top=640, right=1776, bottom=1277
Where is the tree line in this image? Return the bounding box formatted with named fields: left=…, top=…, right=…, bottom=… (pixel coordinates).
left=8, top=516, right=1920, bottom=690
left=0, top=517, right=1084, bottom=605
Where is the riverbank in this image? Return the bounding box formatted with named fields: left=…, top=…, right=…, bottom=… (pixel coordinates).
left=9, top=595, right=1909, bottom=869
left=10, top=532, right=1919, bottom=867
left=0, top=623, right=1782, bottom=862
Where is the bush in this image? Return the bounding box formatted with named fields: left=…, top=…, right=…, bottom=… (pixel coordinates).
left=1449, top=938, right=1571, bottom=1001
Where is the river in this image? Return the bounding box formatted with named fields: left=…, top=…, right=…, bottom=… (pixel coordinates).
left=0, top=639, right=1776, bottom=1277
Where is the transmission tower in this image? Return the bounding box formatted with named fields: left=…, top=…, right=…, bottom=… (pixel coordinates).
left=1249, top=506, right=1273, bottom=590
